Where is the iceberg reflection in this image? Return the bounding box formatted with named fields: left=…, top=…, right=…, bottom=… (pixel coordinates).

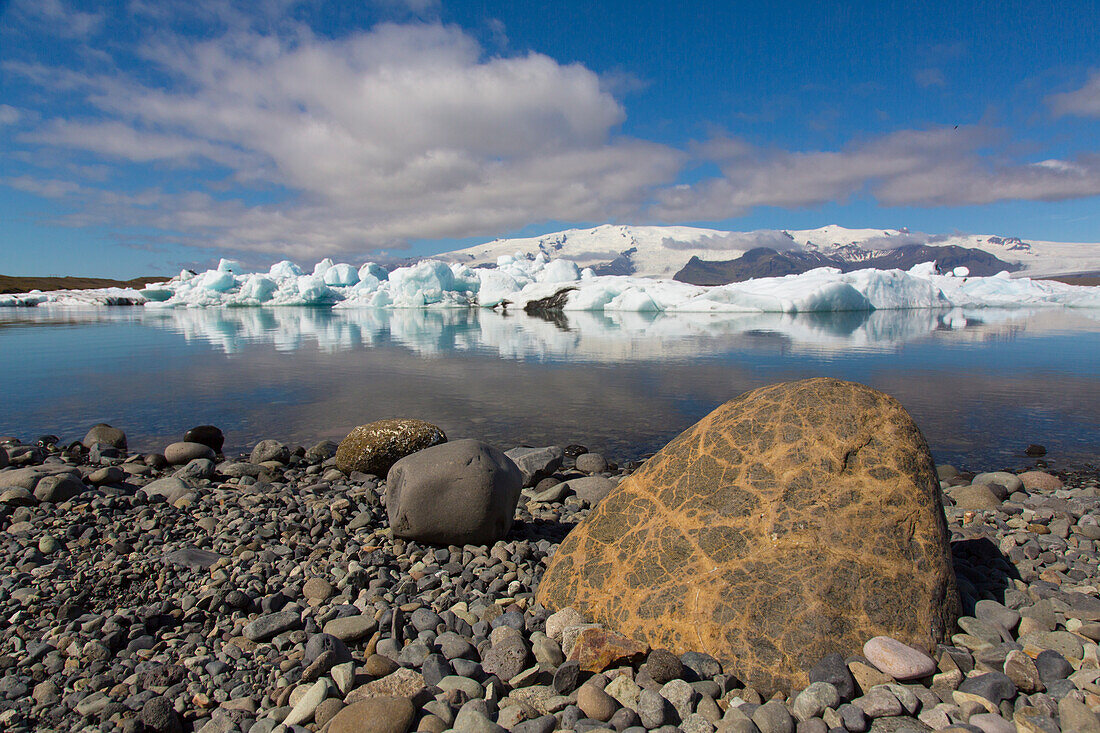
left=117, top=305, right=1100, bottom=358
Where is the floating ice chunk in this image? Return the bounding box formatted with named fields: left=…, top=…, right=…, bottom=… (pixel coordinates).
left=387, top=260, right=473, bottom=307
left=296, top=275, right=336, bottom=303
left=536, top=259, right=582, bottom=284
left=269, top=260, right=303, bottom=279
left=240, top=274, right=277, bottom=303
left=476, top=269, right=529, bottom=307
left=323, top=263, right=359, bottom=286
left=200, top=270, right=236, bottom=292
left=953, top=266, right=969, bottom=278
left=358, top=263, right=389, bottom=282
left=218, top=259, right=243, bottom=273
left=908, top=262, right=937, bottom=278
left=312, top=258, right=335, bottom=277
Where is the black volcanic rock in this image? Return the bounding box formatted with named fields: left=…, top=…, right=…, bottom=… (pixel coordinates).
left=673, top=244, right=1022, bottom=285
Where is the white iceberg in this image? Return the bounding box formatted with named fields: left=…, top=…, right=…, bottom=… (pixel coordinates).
left=2, top=252, right=1099, bottom=312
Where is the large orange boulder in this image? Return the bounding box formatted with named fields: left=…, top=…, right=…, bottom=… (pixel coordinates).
left=537, top=378, right=958, bottom=694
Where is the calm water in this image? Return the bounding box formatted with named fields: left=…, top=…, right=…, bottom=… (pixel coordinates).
left=2, top=305, right=1099, bottom=470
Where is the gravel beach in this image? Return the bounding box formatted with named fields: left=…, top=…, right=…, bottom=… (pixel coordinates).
left=1, top=422, right=1099, bottom=733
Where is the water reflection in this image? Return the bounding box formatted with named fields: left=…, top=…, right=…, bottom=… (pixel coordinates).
left=2, top=305, right=1098, bottom=469
left=25, top=304, right=1092, bottom=359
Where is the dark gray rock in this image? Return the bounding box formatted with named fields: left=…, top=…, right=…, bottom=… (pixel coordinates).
left=1034, top=650, right=1073, bottom=682
left=386, top=439, right=522, bottom=546
left=503, top=446, right=564, bottom=487
left=305, top=633, right=351, bottom=666
left=140, top=695, right=182, bottom=733
left=809, top=653, right=856, bottom=701
left=33, top=473, right=85, bottom=503
left=141, top=477, right=191, bottom=503
left=681, top=651, right=722, bottom=679
left=84, top=423, right=127, bottom=450
left=244, top=611, right=302, bottom=642
left=183, top=425, right=224, bottom=453
left=553, top=660, right=581, bottom=694
left=480, top=635, right=530, bottom=682
left=565, top=476, right=616, bottom=506
left=644, top=649, right=686, bottom=684
left=251, top=439, right=290, bottom=465
left=163, top=546, right=224, bottom=570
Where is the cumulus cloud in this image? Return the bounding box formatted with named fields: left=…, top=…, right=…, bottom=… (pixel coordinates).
left=1048, top=70, right=1100, bottom=117
left=13, top=21, right=683, bottom=257
left=6, top=8, right=1100, bottom=259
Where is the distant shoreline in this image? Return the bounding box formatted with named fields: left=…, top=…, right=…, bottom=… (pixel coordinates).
left=0, top=274, right=168, bottom=295
left=3, top=270, right=1098, bottom=297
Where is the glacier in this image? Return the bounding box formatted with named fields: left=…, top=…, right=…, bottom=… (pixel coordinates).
left=2, top=253, right=1099, bottom=312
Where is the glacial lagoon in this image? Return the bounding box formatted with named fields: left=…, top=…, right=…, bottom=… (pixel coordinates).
left=2, top=305, right=1099, bottom=470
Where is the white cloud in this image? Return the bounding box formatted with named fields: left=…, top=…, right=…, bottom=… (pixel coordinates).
left=914, top=68, right=946, bottom=88
left=1048, top=70, right=1100, bottom=117
left=10, top=0, right=104, bottom=38
left=15, top=22, right=682, bottom=257
left=654, top=127, right=1100, bottom=220
left=8, top=14, right=1100, bottom=258
left=0, top=105, right=21, bottom=125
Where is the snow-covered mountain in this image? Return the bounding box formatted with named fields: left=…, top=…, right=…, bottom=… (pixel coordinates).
left=437, top=224, right=1100, bottom=279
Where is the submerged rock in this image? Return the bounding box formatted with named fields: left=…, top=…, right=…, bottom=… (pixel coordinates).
left=537, top=378, right=958, bottom=694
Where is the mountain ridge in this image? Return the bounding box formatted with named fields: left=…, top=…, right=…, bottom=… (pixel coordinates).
left=436, top=223, right=1100, bottom=279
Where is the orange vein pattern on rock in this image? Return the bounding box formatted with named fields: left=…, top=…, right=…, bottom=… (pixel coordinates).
left=537, top=378, right=958, bottom=694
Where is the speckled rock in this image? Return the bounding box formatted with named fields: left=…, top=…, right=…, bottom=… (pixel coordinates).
left=335, top=418, right=446, bottom=476
left=537, top=378, right=958, bottom=695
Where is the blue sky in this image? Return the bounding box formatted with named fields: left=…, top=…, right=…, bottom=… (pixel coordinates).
left=2, top=0, right=1099, bottom=277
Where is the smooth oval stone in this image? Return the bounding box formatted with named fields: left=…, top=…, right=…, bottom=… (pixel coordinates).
left=862, top=636, right=936, bottom=680
left=163, top=441, right=216, bottom=465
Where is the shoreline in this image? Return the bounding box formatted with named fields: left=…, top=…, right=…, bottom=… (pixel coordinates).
left=2, top=425, right=1100, bottom=731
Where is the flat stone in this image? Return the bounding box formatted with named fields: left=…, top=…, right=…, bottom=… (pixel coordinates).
left=163, top=546, right=224, bottom=570
left=853, top=687, right=903, bottom=718
left=504, top=446, right=564, bottom=487
left=243, top=611, right=301, bottom=642
left=1017, top=471, right=1062, bottom=492
left=323, top=615, right=378, bottom=642
left=967, top=713, right=1015, bottom=733
left=328, top=697, right=415, bottom=733
left=345, top=668, right=428, bottom=706
left=863, top=637, right=936, bottom=680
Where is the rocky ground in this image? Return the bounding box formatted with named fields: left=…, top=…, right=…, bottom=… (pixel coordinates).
left=1, top=429, right=1099, bottom=733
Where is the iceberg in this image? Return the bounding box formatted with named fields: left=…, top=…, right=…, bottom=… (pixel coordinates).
left=2, top=253, right=1099, bottom=312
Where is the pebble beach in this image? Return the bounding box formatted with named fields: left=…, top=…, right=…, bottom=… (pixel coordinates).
left=1, top=419, right=1100, bottom=733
